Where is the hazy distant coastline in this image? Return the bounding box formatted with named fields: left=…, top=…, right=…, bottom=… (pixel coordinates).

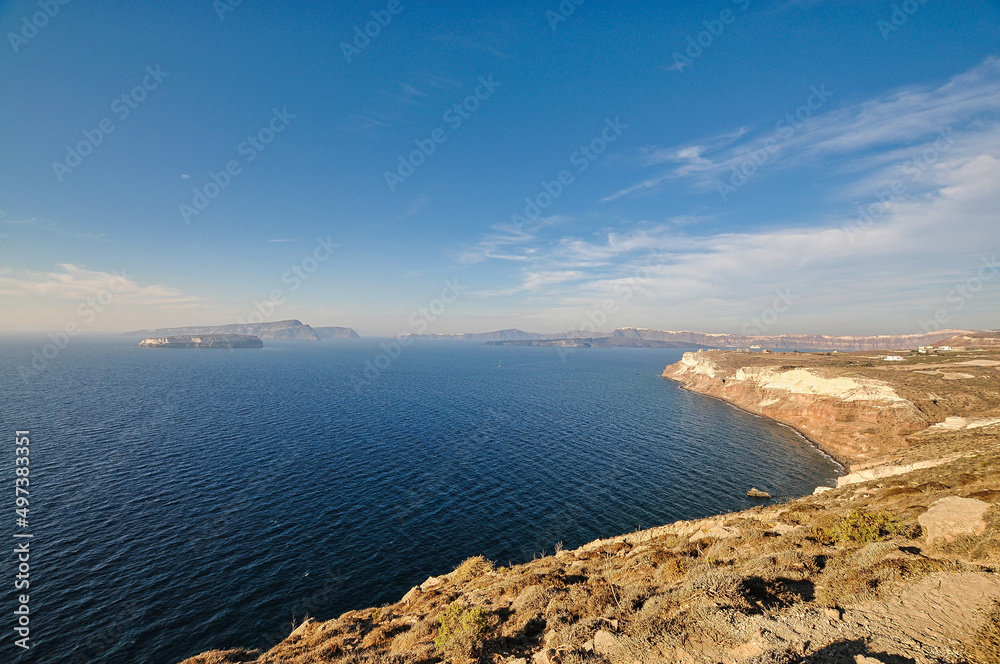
left=124, top=319, right=359, bottom=341
left=122, top=321, right=980, bottom=352
left=407, top=326, right=974, bottom=351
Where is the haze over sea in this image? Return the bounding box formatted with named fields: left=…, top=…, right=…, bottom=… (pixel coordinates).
left=1, top=337, right=840, bottom=664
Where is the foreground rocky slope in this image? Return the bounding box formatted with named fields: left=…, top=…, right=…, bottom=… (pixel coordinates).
left=181, top=349, right=1000, bottom=664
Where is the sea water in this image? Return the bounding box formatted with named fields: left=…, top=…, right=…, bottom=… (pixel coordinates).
left=0, top=336, right=840, bottom=663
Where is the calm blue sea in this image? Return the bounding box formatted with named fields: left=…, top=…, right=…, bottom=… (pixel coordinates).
left=0, top=336, right=840, bottom=664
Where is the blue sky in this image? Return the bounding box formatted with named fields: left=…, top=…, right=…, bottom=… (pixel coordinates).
left=1, top=0, right=998, bottom=336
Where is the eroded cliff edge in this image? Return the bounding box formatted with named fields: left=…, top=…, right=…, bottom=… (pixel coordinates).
left=662, top=350, right=930, bottom=467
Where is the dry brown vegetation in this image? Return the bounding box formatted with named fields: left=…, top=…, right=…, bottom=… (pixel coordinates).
left=965, top=598, right=1000, bottom=664
left=181, top=453, right=1000, bottom=664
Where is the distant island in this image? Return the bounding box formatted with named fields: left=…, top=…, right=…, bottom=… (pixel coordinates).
left=138, top=334, right=263, bottom=349
left=124, top=319, right=359, bottom=341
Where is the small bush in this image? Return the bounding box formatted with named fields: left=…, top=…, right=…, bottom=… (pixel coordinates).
left=657, top=555, right=686, bottom=581
left=434, top=603, right=492, bottom=661
left=825, top=510, right=906, bottom=544
left=452, top=555, right=495, bottom=584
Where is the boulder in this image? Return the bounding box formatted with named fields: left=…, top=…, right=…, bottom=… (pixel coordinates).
left=593, top=629, right=618, bottom=655
left=747, top=487, right=772, bottom=498
left=419, top=575, right=447, bottom=591
left=918, top=496, right=990, bottom=544
left=532, top=648, right=558, bottom=664
left=400, top=586, right=420, bottom=604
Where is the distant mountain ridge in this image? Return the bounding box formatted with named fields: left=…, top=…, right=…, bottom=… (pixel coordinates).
left=123, top=319, right=359, bottom=341
left=403, top=328, right=598, bottom=342
left=612, top=327, right=974, bottom=351
left=123, top=323, right=976, bottom=350
left=406, top=327, right=973, bottom=351
left=932, top=330, right=1000, bottom=349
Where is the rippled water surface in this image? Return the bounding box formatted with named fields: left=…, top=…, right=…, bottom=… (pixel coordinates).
left=0, top=336, right=840, bottom=663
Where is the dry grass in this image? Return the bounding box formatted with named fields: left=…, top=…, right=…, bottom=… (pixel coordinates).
left=182, top=474, right=1000, bottom=664
left=451, top=556, right=495, bottom=584
left=965, top=599, right=1000, bottom=664
left=180, top=650, right=261, bottom=664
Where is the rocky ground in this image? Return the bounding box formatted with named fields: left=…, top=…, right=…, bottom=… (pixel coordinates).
left=181, top=347, right=1000, bottom=664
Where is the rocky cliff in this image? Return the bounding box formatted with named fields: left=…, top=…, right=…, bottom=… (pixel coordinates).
left=313, top=326, right=362, bottom=340
left=662, top=350, right=931, bottom=466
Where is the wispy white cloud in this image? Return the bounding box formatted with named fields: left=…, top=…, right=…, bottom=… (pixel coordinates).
left=0, top=213, right=107, bottom=241
left=473, top=134, right=1000, bottom=332
left=396, top=194, right=431, bottom=220
left=379, top=81, right=430, bottom=106
left=455, top=215, right=568, bottom=265
left=450, top=58, right=1000, bottom=333
left=0, top=264, right=208, bottom=309
left=608, top=57, right=1000, bottom=202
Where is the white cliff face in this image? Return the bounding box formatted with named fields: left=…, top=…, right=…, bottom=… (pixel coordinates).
left=664, top=351, right=930, bottom=466
left=731, top=367, right=908, bottom=404
left=672, top=352, right=908, bottom=405
left=930, top=416, right=1000, bottom=431
left=674, top=351, right=718, bottom=378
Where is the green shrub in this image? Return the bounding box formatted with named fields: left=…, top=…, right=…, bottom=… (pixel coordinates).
left=825, top=510, right=906, bottom=544
left=434, top=603, right=492, bottom=660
